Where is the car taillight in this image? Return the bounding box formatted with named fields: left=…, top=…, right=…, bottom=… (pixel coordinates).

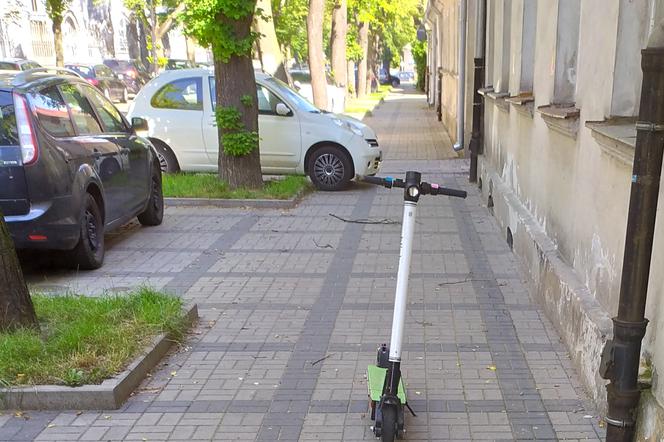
left=126, top=69, right=137, bottom=79
left=13, top=93, right=38, bottom=166
left=86, top=78, right=99, bottom=86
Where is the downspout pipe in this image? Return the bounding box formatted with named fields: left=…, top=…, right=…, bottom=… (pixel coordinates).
left=599, top=21, right=664, bottom=442
left=453, top=0, right=467, bottom=152
left=469, top=0, right=486, bottom=182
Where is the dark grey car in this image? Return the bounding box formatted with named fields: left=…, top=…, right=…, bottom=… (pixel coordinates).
left=0, top=69, right=163, bottom=269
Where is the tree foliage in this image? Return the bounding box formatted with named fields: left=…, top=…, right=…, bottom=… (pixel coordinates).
left=45, top=0, right=72, bottom=66
left=412, top=39, right=426, bottom=91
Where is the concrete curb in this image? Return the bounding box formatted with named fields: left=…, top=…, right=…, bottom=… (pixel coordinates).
left=0, top=304, right=198, bottom=410
left=164, top=188, right=309, bottom=209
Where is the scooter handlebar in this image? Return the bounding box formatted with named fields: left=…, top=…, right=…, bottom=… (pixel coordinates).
left=424, top=183, right=467, bottom=199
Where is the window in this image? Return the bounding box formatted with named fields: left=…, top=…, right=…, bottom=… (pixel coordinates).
left=0, top=91, right=18, bottom=146
left=94, top=65, right=114, bottom=78
left=610, top=0, right=652, bottom=117
left=30, top=20, right=54, bottom=58
left=82, top=85, right=128, bottom=133
left=59, top=84, right=103, bottom=135
left=256, top=85, right=284, bottom=115
left=151, top=77, right=203, bottom=110
left=518, top=0, right=537, bottom=94
left=31, top=86, right=75, bottom=137
left=492, top=0, right=511, bottom=93
left=553, top=0, right=581, bottom=105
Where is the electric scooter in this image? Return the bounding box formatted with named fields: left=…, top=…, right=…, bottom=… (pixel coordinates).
left=360, top=171, right=467, bottom=442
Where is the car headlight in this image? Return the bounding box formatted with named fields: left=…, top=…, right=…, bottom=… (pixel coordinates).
left=332, top=117, right=363, bottom=136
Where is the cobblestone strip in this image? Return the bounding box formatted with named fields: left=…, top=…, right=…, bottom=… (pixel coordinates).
left=256, top=189, right=377, bottom=440
left=450, top=178, right=558, bottom=440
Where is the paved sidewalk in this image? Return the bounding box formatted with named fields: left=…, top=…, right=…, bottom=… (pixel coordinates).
left=4, top=86, right=605, bottom=441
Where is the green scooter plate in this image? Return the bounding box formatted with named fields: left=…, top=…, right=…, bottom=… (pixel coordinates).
left=367, top=364, right=407, bottom=403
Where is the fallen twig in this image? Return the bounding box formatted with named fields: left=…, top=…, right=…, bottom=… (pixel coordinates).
left=329, top=213, right=400, bottom=225
left=312, top=239, right=334, bottom=249
left=311, top=353, right=335, bottom=366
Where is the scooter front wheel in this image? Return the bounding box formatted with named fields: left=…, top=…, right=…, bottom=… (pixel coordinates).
left=381, top=405, right=398, bottom=442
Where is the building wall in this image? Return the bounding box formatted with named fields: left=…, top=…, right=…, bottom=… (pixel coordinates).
left=426, top=0, right=664, bottom=437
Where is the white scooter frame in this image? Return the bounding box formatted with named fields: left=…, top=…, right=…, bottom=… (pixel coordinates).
left=362, top=171, right=467, bottom=442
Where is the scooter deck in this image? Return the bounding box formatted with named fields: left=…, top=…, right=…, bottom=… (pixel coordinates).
left=367, top=364, right=407, bottom=403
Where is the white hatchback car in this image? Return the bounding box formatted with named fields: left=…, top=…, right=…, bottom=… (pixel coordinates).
left=127, top=69, right=382, bottom=190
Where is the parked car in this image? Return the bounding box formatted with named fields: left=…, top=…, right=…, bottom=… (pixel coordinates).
left=103, top=59, right=151, bottom=94
left=397, top=71, right=415, bottom=82
left=128, top=69, right=382, bottom=191
left=164, top=59, right=196, bottom=70
left=379, top=69, right=401, bottom=87
left=0, top=58, right=42, bottom=71
left=65, top=63, right=128, bottom=103
left=289, top=69, right=346, bottom=114
left=0, top=68, right=163, bottom=269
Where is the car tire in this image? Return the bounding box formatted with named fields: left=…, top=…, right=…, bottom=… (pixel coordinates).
left=307, top=145, right=353, bottom=191
left=149, top=139, right=181, bottom=173
left=68, top=194, right=104, bottom=270
left=137, top=164, right=164, bottom=226
left=391, top=78, right=400, bottom=88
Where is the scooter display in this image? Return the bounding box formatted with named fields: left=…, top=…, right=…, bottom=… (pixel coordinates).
left=360, top=172, right=467, bottom=442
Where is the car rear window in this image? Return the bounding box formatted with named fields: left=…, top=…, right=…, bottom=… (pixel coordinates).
left=0, top=62, right=19, bottom=70
left=31, top=86, right=75, bottom=137
left=0, top=91, right=18, bottom=146
left=151, top=77, right=202, bottom=110
left=67, top=65, right=93, bottom=78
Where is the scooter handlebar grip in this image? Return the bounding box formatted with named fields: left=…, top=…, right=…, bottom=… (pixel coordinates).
left=359, top=175, right=388, bottom=186
left=438, top=187, right=467, bottom=198
left=428, top=183, right=467, bottom=198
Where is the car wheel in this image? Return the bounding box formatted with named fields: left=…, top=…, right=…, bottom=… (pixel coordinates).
left=137, top=163, right=164, bottom=226
left=68, top=194, right=104, bottom=270
left=308, top=145, right=352, bottom=191
left=391, top=78, right=400, bottom=88
left=149, top=139, right=181, bottom=173
left=121, top=88, right=128, bottom=103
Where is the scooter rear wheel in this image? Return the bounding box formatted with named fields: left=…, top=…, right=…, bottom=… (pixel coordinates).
left=381, top=405, right=397, bottom=442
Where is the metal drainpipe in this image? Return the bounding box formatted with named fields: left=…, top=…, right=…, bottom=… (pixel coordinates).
left=599, top=31, right=664, bottom=442
left=453, top=0, right=467, bottom=152
left=469, top=0, right=486, bottom=182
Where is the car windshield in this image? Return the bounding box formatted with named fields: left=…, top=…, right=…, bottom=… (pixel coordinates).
left=264, top=77, right=320, bottom=113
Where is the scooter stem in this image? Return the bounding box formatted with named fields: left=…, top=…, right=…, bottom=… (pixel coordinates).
left=388, top=199, right=418, bottom=362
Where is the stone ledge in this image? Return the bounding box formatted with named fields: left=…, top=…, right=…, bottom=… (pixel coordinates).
left=585, top=119, right=636, bottom=168
left=479, top=165, right=612, bottom=412
left=506, top=93, right=535, bottom=118
left=537, top=104, right=581, bottom=139
left=0, top=304, right=198, bottom=410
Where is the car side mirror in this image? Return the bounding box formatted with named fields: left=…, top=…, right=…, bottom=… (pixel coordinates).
left=276, top=103, right=292, bottom=116
left=131, top=117, right=149, bottom=132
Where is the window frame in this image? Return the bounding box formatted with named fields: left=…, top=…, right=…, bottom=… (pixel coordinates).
left=58, top=82, right=105, bottom=136
left=29, top=84, right=77, bottom=139
left=79, top=83, right=130, bottom=134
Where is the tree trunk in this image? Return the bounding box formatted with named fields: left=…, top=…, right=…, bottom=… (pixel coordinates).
left=52, top=15, right=63, bottom=67
left=255, top=0, right=289, bottom=83
left=357, top=21, right=369, bottom=98
left=214, top=10, right=263, bottom=190
left=347, top=59, right=355, bottom=97
left=186, top=36, right=196, bottom=63
left=0, top=211, right=37, bottom=332
left=149, top=0, right=159, bottom=75
left=330, top=0, right=347, bottom=89
left=307, top=0, right=328, bottom=109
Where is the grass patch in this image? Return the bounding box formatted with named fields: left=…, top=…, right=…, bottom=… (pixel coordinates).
left=162, top=174, right=311, bottom=200
left=344, top=85, right=392, bottom=116
left=0, top=288, right=187, bottom=387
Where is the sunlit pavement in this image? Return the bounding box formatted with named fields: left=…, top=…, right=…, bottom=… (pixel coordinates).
left=4, top=85, right=604, bottom=441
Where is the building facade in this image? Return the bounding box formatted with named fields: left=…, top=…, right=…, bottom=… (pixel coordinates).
left=0, top=0, right=208, bottom=67
left=425, top=0, right=664, bottom=438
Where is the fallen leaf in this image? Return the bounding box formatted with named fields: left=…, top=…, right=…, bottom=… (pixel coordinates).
left=47, top=424, right=55, bottom=428
left=170, top=371, right=177, bottom=377
left=487, top=365, right=497, bottom=371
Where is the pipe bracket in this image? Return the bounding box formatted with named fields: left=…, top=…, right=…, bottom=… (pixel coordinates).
left=604, top=416, right=631, bottom=428
left=635, top=121, right=664, bottom=132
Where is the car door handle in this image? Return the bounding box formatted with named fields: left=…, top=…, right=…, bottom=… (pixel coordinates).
left=92, top=151, right=102, bottom=159
left=120, top=147, right=131, bottom=154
